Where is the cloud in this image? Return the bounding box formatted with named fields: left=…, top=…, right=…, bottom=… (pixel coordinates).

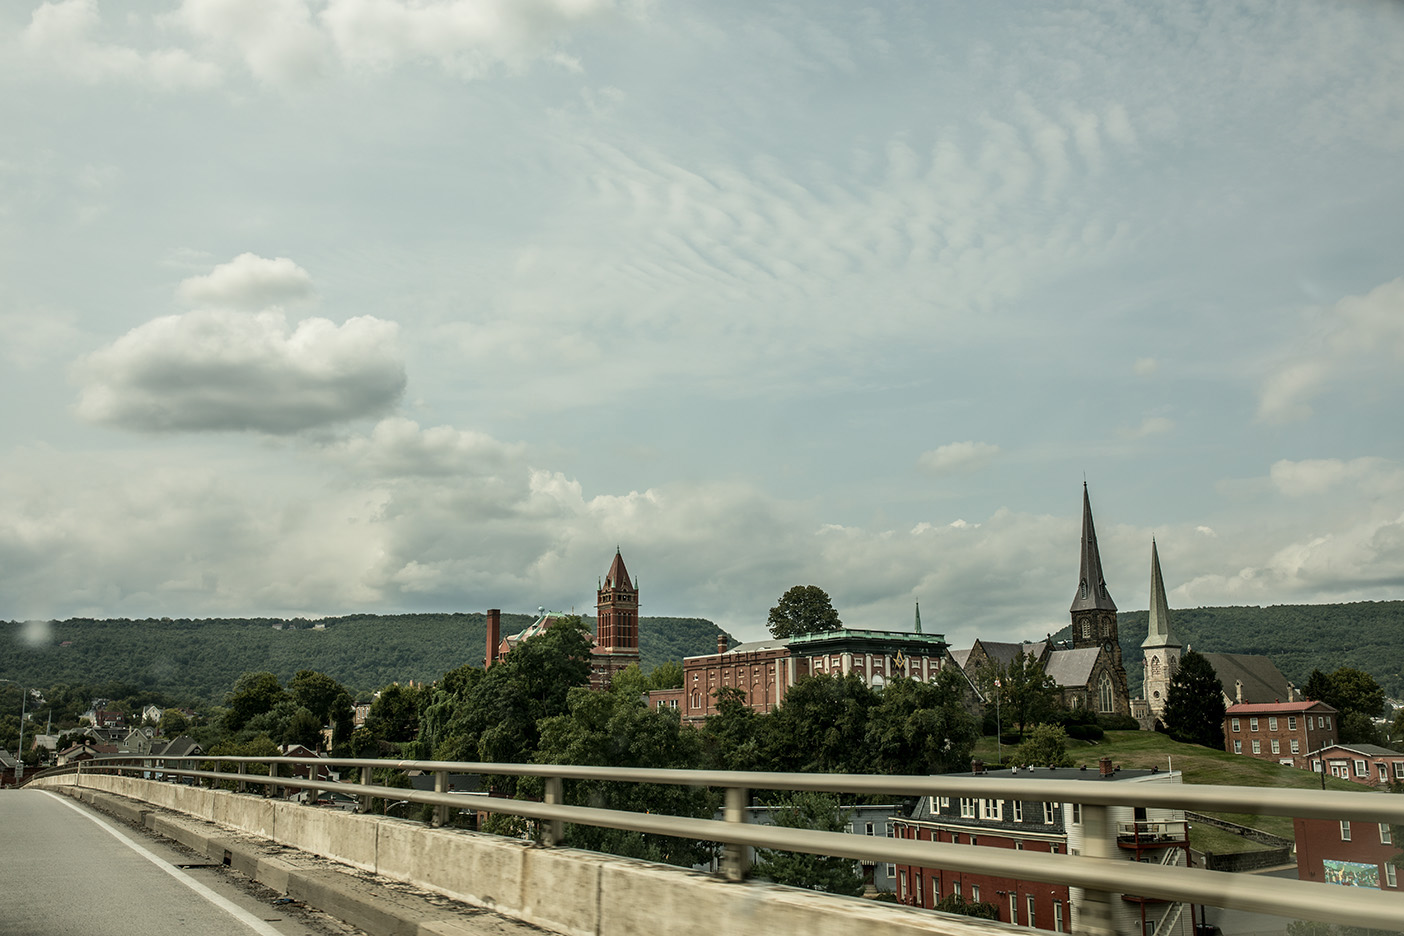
left=74, top=309, right=405, bottom=434
left=1258, top=277, right=1404, bottom=423
left=1119, top=416, right=1173, bottom=439
left=0, top=310, right=81, bottom=367
left=174, top=0, right=331, bottom=87
left=325, top=417, right=527, bottom=479
left=918, top=441, right=1000, bottom=475
left=176, top=253, right=316, bottom=310
left=1133, top=357, right=1157, bottom=376
left=22, top=0, right=220, bottom=89
left=1195, top=526, right=1216, bottom=538
left=1268, top=457, right=1404, bottom=499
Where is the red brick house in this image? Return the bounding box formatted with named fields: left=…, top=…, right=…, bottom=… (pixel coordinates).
left=1312, top=743, right=1404, bottom=787
left=1222, top=701, right=1337, bottom=766
left=1295, top=815, right=1401, bottom=892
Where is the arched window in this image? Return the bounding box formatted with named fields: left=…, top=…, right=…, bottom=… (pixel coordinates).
left=1080, top=580, right=1088, bottom=600
left=871, top=674, right=885, bottom=690
left=1098, top=674, right=1115, bottom=713
left=1150, top=658, right=1161, bottom=676
left=1081, top=621, right=1091, bottom=639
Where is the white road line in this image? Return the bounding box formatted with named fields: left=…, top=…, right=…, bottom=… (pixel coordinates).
left=41, top=791, right=289, bottom=936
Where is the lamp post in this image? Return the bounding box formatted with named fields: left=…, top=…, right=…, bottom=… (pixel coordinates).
left=994, top=678, right=1002, bottom=763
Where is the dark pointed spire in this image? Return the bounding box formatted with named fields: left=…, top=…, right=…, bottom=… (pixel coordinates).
left=604, top=549, right=633, bottom=591
left=1070, top=483, right=1117, bottom=613
left=914, top=599, right=922, bottom=634
left=1142, top=538, right=1180, bottom=649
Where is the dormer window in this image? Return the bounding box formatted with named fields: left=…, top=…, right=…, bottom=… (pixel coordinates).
left=1080, top=581, right=1088, bottom=599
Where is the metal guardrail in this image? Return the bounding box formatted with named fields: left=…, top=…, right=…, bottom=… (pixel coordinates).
left=31, top=756, right=1404, bottom=934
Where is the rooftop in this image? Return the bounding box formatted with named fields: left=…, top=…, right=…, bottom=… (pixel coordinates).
left=1225, top=700, right=1335, bottom=714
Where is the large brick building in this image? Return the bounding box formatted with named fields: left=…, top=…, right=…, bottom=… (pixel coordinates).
left=892, top=761, right=1190, bottom=935
left=1295, top=814, right=1401, bottom=892
left=1222, top=700, right=1338, bottom=766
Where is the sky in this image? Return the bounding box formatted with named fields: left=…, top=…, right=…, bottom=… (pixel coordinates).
left=2, top=0, right=1403, bottom=649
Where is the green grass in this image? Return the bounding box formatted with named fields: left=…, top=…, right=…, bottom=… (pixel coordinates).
left=973, top=730, right=1372, bottom=845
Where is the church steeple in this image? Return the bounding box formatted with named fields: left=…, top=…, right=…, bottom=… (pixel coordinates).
left=594, top=547, right=640, bottom=683
left=914, top=599, right=922, bottom=634
left=1142, top=538, right=1180, bottom=650
left=1070, top=482, right=1117, bottom=614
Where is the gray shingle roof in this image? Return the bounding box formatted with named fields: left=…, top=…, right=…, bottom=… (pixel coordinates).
left=1043, top=647, right=1101, bottom=687
left=1200, top=652, right=1293, bottom=705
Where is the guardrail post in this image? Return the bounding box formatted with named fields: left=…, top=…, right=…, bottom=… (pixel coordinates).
left=433, top=769, right=450, bottom=828
left=360, top=765, right=373, bottom=814
left=542, top=776, right=564, bottom=846
left=237, top=761, right=247, bottom=794
left=1076, top=803, right=1119, bottom=936
left=723, top=786, right=749, bottom=882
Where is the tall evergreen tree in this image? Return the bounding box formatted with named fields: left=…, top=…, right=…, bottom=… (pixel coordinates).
left=1162, top=650, right=1227, bottom=749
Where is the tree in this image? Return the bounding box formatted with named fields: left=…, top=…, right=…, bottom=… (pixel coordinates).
left=1162, top=650, right=1227, bottom=749
left=158, top=709, right=190, bottom=738
left=365, top=683, right=423, bottom=743
left=764, top=674, right=875, bottom=774
left=1326, top=667, right=1385, bottom=720
left=933, top=894, right=999, bottom=920
left=752, top=792, right=865, bottom=896
left=701, top=685, right=766, bottom=771
left=975, top=651, right=1059, bottom=739
left=864, top=672, right=979, bottom=775
left=223, top=672, right=287, bottom=732
left=288, top=670, right=354, bottom=744
left=767, top=586, right=841, bottom=639
left=1009, top=723, right=1071, bottom=767
left=1338, top=711, right=1383, bottom=746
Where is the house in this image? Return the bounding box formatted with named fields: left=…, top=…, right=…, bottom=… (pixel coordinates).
left=1223, top=701, right=1338, bottom=766
left=56, top=741, right=116, bottom=766
left=1295, top=814, right=1400, bottom=891
left=1311, top=743, right=1404, bottom=787
left=0, top=749, right=18, bottom=787
left=141, top=704, right=163, bottom=724
left=892, top=760, right=1190, bottom=936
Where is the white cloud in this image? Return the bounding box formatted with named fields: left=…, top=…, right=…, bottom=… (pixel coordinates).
left=174, top=0, right=331, bottom=87
left=1268, top=457, right=1404, bottom=499
left=1195, top=525, right=1216, bottom=538
left=1119, top=416, right=1173, bottom=439
left=1133, top=357, right=1157, bottom=376
left=1258, top=277, right=1404, bottom=423
left=22, top=0, right=220, bottom=89
left=326, top=416, right=527, bottom=479
left=918, top=441, right=1000, bottom=475
left=176, top=253, right=316, bottom=310
left=74, top=309, right=405, bottom=434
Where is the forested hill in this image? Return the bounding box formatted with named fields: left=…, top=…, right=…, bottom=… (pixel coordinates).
left=0, top=613, right=730, bottom=703
left=1088, top=600, right=1404, bottom=698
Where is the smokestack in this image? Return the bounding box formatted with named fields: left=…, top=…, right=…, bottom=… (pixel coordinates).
left=486, top=609, right=501, bottom=667
left=717, top=633, right=728, bottom=654
left=1099, top=757, right=1113, bottom=778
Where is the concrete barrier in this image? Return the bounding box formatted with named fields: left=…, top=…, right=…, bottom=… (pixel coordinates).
left=31, top=774, right=997, bottom=936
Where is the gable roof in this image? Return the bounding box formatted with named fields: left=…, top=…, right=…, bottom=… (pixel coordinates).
left=1043, top=647, right=1102, bottom=687
left=1200, top=652, right=1294, bottom=705
left=1315, top=743, right=1403, bottom=758
left=1225, top=700, right=1333, bottom=715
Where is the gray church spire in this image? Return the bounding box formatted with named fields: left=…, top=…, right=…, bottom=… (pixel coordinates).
left=1142, top=538, right=1181, bottom=649
left=1070, top=482, right=1117, bottom=613
left=914, top=599, right=922, bottom=634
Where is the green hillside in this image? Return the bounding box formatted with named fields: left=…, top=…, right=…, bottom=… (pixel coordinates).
left=1061, top=600, right=1404, bottom=698
left=0, top=613, right=730, bottom=703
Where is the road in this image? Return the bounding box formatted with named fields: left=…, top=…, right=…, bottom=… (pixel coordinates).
left=0, top=789, right=360, bottom=936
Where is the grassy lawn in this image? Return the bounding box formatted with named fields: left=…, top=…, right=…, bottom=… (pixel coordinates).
left=971, top=731, right=1372, bottom=845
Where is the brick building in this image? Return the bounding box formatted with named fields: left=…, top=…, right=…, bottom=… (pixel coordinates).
left=1295, top=814, right=1401, bottom=892
left=1312, top=743, right=1404, bottom=787
left=485, top=549, right=642, bottom=691
left=1222, top=701, right=1338, bottom=766
left=892, top=761, right=1190, bottom=935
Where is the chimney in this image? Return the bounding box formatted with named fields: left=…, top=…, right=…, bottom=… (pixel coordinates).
left=971, top=759, right=985, bottom=774
left=1099, top=757, right=1114, bottom=778
left=1235, top=680, right=1243, bottom=704
left=486, top=609, right=501, bottom=667
left=717, top=633, right=728, bottom=654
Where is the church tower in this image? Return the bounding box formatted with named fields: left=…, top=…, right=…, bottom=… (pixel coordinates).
left=1141, top=538, right=1181, bottom=723
left=1070, top=483, right=1130, bottom=713
left=596, top=548, right=639, bottom=657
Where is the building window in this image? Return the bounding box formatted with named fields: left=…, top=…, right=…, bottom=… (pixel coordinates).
left=1387, top=864, right=1397, bottom=889
left=1231, top=718, right=1240, bottom=732
left=1381, top=824, right=1393, bottom=845
left=1250, top=717, right=1259, bottom=731
left=1009, top=893, right=1018, bottom=925
left=1341, top=821, right=1351, bottom=841
left=1326, top=716, right=1332, bottom=729
left=1269, top=716, right=1278, bottom=731
left=1028, top=894, right=1037, bottom=928
left=960, top=798, right=976, bottom=819
left=971, top=884, right=980, bottom=902
left=980, top=799, right=1003, bottom=822
left=1288, top=716, right=1297, bottom=730
left=866, top=822, right=875, bottom=836
left=1054, top=901, right=1064, bottom=933
left=886, top=863, right=895, bottom=879
left=1013, top=801, right=1024, bottom=822
left=971, top=836, right=978, bottom=846
left=1395, top=762, right=1404, bottom=779
left=1291, top=740, right=1300, bottom=754
left=1318, top=716, right=1325, bottom=728
left=1016, top=841, right=1024, bottom=850
left=953, top=880, right=961, bottom=898
left=1234, top=740, right=1242, bottom=753
left=1355, top=760, right=1368, bottom=777
left=899, top=871, right=907, bottom=900
left=1098, top=673, right=1115, bottom=713
left=1071, top=803, right=1082, bottom=824
left=1252, top=740, right=1261, bottom=754
left=1043, top=802, right=1057, bottom=824
left=1271, top=740, right=1280, bottom=754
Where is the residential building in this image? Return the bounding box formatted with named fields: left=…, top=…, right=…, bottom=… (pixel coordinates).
left=1312, top=743, right=1404, bottom=787
left=1223, top=701, right=1338, bottom=765
left=892, top=760, right=1190, bottom=936
left=1200, top=653, right=1298, bottom=708
left=1295, top=814, right=1401, bottom=892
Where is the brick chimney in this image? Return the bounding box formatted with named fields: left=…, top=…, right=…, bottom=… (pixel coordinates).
left=717, top=633, right=728, bottom=654
left=1099, top=757, right=1114, bottom=777
left=486, top=609, right=501, bottom=667
left=971, top=759, right=985, bottom=774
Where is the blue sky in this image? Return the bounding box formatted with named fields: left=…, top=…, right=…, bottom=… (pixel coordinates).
left=2, top=0, right=1402, bottom=647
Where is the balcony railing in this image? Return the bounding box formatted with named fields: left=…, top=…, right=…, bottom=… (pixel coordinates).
left=1116, top=820, right=1190, bottom=848
left=24, top=755, right=1404, bottom=935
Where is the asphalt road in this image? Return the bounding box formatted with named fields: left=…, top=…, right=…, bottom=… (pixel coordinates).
left=0, top=789, right=359, bottom=936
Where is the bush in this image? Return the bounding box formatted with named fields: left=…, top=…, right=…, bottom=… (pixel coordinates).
left=1097, top=713, right=1140, bottom=731
left=1065, top=722, right=1104, bottom=741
